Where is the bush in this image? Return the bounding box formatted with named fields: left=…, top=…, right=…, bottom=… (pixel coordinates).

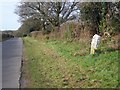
left=45, top=35, right=49, bottom=40
left=23, top=34, right=27, bottom=37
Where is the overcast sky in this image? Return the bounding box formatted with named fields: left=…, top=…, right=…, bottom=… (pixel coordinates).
left=0, top=0, right=21, bottom=31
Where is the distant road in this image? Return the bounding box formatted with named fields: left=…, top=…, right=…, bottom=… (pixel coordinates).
left=2, top=38, right=23, bottom=88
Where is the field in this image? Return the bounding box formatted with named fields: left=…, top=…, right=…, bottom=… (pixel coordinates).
left=23, top=37, right=119, bottom=88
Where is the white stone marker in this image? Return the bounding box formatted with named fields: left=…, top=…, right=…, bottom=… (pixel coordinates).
left=90, top=34, right=101, bottom=54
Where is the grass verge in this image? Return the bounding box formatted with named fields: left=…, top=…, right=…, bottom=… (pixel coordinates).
left=23, top=37, right=119, bottom=88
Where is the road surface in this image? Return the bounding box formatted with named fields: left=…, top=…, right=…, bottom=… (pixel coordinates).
left=2, top=38, right=23, bottom=88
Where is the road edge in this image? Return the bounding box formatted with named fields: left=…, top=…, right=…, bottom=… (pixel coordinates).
left=19, top=38, right=24, bottom=88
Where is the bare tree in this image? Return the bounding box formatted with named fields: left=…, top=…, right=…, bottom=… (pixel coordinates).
left=15, top=2, right=79, bottom=31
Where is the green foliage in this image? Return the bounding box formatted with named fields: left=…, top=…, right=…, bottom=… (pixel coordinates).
left=80, top=2, right=120, bottom=34
left=23, top=34, right=27, bottom=37
left=80, top=3, right=102, bottom=29
left=99, top=18, right=106, bottom=33
left=110, top=17, right=120, bottom=34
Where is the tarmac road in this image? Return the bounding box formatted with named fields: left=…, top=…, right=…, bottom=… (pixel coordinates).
left=2, top=38, right=23, bottom=88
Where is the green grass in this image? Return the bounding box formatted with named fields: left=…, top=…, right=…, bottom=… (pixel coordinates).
left=23, top=37, right=119, bottom=88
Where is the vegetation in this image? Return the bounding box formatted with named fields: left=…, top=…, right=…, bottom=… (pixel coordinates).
left=0, top=31, right=14, bottom=42
left=14, top=18, right=43, bottom=37
left=23, top=37, right=119, bottom=88
left=80, top=2, right=120, bottom=34
left=15, top=2, right=120, bottom=36
left=15, top=2, right=79, bottom=36
left=14, top=1, right=120, bottom=88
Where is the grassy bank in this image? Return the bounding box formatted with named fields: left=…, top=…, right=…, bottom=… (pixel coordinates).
left=23, top=37, right=119, bottom=88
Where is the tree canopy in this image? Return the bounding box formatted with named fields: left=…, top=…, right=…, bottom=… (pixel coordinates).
left=15, top=1, right=120, bottom=36
left=15, top=2, right=79, bottom=29
left=79, top=2, right=120, bottom=34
